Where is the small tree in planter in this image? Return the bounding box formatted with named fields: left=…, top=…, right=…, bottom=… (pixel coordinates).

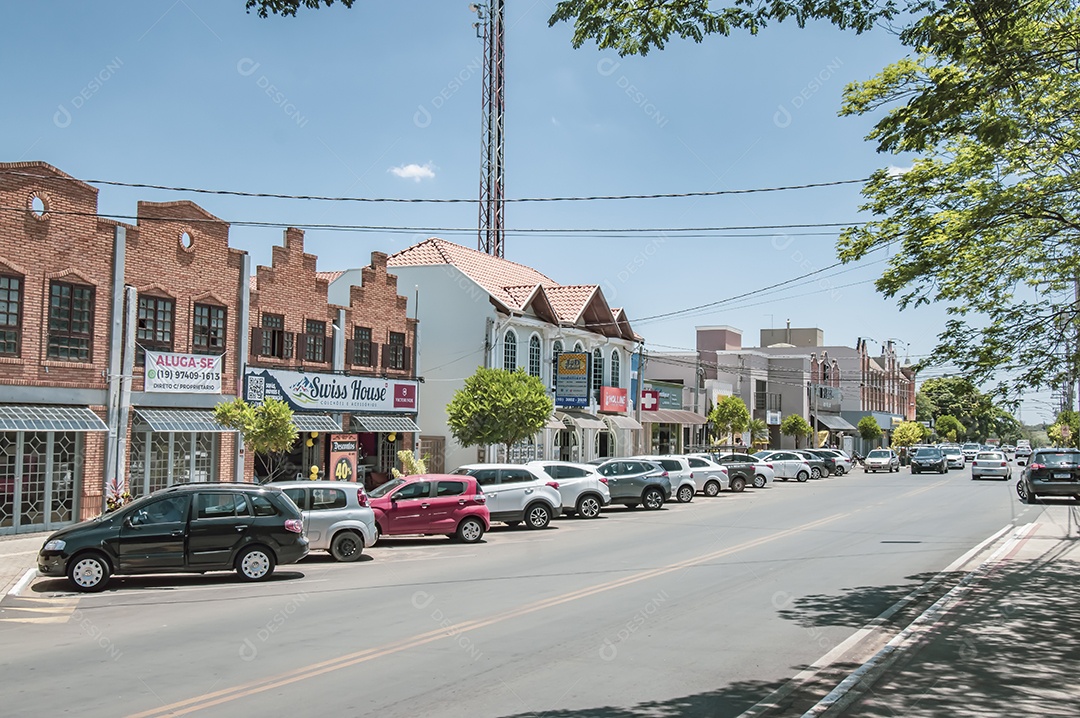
left=858, top=416, right=884, bottom=447
left=780, top=414, right=813, bottom=448
left=214, top=397, right=298, bottom=483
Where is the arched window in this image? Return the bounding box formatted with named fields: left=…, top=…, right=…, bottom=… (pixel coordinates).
left=528, top=335, right=542, bottom=377
left=574, top=341, right=584, bottom=353
left=592, top=348, right=603, bottom=395
left=503, top=330, right=517, bottom=370
left=610, top=349, right=621, bottom=388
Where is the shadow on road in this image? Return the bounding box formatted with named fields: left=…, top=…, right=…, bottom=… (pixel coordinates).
left=497, top=677, right=786, bottom=718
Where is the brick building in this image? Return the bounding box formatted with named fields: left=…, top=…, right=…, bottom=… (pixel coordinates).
left=1, top=161, right=418, bottom=534
left=243, top=230, right=418, bottom=486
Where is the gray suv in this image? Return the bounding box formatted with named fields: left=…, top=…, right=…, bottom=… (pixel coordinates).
left=594, top=459, right=672, bottom=510
left=275, top=481, right=378, bottom=562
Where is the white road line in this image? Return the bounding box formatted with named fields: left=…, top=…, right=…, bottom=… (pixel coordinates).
left=7, top=568, right=39, bottom=597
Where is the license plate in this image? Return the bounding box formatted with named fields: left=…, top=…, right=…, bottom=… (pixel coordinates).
left=1053, top=472, right=1071, bottom=479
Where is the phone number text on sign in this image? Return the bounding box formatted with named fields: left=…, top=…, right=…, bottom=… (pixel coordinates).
left=144, top=350, right=223, bottom=394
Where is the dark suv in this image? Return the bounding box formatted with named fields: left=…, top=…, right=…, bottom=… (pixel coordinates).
left=910, top=447, right=947, bottom=474
left=1017, top=448, right=1080, bottom=504
left=38, top=483, right=309, bottom=592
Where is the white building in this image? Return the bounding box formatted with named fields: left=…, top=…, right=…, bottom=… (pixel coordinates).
left=327, top=239, right=642, bottom=472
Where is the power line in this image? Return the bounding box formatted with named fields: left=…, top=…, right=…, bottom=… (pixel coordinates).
left=0, top=205, right=860, bottom=238
left=0, top=169, right=870, bottom=204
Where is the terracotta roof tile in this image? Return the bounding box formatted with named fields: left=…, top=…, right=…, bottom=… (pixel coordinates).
left=544, top=285, right=597, bottom=322
left=316, top=271, right=343, bottom=283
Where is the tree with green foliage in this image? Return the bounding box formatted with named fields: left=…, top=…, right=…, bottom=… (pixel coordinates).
left=935, top=414, right=965, bottom=443
left=915, top=393, right=935, bottom=424
left=446, top=367, right=554, bottom=459
left=918, top=377, right=1022, bottom=442
left=709, top=395, right=751, bottom=446
left=892, top=421, right=927, bottom=448
left=857, top=416, right=883, bottom=445
left=780, top=414, right=812, bottom=448
left=748, top=417, right=770, bottom=449
left=214, top=397, right=298, bottom=483
left=1047, top=410, right=1080, bottom=449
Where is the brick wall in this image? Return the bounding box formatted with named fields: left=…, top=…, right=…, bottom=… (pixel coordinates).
left=343, top=251, right=417, bottom=378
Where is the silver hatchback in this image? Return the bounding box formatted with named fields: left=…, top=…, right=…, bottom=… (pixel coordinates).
left=275, top=481, right=378, bottom=562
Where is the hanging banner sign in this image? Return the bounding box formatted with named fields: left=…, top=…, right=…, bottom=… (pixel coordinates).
left=244, top=367, right=418, bottom=413
left=555, top=352, right=590, bottom=408
left=144, top=351, right=223, bottom=393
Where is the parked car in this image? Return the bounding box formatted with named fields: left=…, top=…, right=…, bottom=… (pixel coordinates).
left=864, top=448, right=900, bottom=473
left=807, top=449, right=852, bottom=475
left=1016, top=448, right=1080, bottom=503
left=684, top=455, right=731, bottom=496
left=911, top=446, right=948, bottom=474
left=451, top=465, right=561, bottom=529
left=594, top=459, right=672, bottom=509
left=368, top=474, right=491, bottom=541
left=38, top=483, right=309, bottom=592
left=752, top=451, right=812, bottom=482
left=961, top=443, right=982, bottom=462
left=631, top=455, right=696, bottom=502
left=714, top=452, right=774, bottom=489
left=791, top=450, right=830, bottom=479
left=941, top=446, right=966, bottom=470
left=527, top=460, right=611, bottom=518
left=970, top=451, right=1012, bottom=481
left=275, top=480, right=377, bottom=561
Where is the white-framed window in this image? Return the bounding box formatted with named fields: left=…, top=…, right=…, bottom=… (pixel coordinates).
left=503, top=329, right=518, bottom=370
left=592, top=348, right=603, bottom=395
left=528, top=335, right=542, bottom=377
left=610, top=349, right=621, bottom=388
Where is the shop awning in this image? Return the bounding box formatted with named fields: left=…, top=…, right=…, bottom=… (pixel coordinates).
left=814, top=413, right=857, bottom=431
left=291, top=413, right=343, bottom=433
left=640, top=409, right=709, bottom=425
left=603, top=414, right=643, bottom=431
left=545, top=416, right=565, bottom=430
left=556, top=410, right=607, bottom=430
left=133, top=409, right=234, bottom=433
left=352, top=415, right=421, bottom=433
left=0, top=405, right=108, bottom=432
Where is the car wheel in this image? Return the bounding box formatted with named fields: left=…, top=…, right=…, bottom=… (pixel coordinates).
left=1016, top=481, right=1036, bottom=504
left=576, top=494, right=602, bottom=519
left=731, top=477, right=747, bottom=492
left=67, top=552, right=111, bottom=593
left=703, top=480, right=721, bottom=497
left=642, top=487, right=664, bottom=510
left=940, top=465, right=947, bottom=474
left=676, top=485, right=694, bottom=503
left=525, top=503, right=552, bottom=529
left=751, top=475, right=765, bottom=489
left=811, top=467, right=822, bottom=479
left=835, top=466, right=846, bottom=475
left=456, top=517, right=485, bottom=543
left=236, top=546, right=276, bottom=581
left=796, top=471, right=809, bottom=483
left=330, top=531, right=364, bottom=562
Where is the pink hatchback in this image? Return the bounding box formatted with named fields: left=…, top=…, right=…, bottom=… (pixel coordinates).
left=367, top=474, right=490, bottom=543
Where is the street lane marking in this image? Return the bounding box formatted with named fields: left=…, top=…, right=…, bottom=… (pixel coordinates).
left=125, top=509, right=857, bottom=718
left=0, top=595, right=79, bottom=624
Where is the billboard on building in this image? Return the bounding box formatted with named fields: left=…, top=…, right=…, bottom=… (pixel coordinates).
left=555, top=352, right=590, bottom=408
left=144, top=351, right=223, bottom=393
left=244, top=367, right=418, bottom=413
left=599, top=386, right=628, bottom=413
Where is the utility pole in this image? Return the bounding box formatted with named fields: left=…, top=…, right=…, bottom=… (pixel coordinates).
left=472, top=0, right=505, bottom=258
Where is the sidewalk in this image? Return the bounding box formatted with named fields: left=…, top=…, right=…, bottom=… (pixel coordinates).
left=0, top=532, right=48, bottom=596
left=831, top=501, right=1080, bottom=717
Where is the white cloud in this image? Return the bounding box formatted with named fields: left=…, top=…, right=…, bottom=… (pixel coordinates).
left=886, top=165, right=912, bottom=176
left=389, top=162, right=436, bottom=182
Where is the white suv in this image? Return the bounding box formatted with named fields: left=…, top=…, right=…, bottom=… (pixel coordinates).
left=451, top=464, right=563, bottom=529
left=631, top=455, right=696, bottom=502
left=527, top=461, right=611, bottom=519
left=684, top=455, right=731, bottom=496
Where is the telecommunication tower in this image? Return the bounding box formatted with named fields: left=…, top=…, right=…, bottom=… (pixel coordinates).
left=471, top=1, right=505, bottom=257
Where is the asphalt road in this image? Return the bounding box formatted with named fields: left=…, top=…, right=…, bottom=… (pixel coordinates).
left=0, top=465, right=1034, bottom=718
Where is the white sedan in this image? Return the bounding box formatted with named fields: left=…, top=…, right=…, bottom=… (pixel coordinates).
left=971, top=451, right=1012, bottom=480
left=752, top=451, right=812, bottom=482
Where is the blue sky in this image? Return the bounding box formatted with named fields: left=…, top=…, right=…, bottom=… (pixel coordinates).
left=0, top=1, right=1054, bottom=422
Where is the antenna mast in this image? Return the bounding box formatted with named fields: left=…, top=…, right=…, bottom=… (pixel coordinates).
left=473, top=0, right=505, bottom=257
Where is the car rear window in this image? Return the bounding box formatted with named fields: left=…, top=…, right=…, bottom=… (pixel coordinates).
left=658, top=459, right=681, bottom=471
left=251, top=494, right=280, bottom=517
left=688, top=458, right=707, bottom=468
left=311, top=488, right=347, bottom=510
left=976, top=452, right=1002, bottom=461
left=197, top=493, right=250, bottom=519
left=1035, top=452, right=1080, bottom=466
left=500, top=469, right=536, bottom=484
